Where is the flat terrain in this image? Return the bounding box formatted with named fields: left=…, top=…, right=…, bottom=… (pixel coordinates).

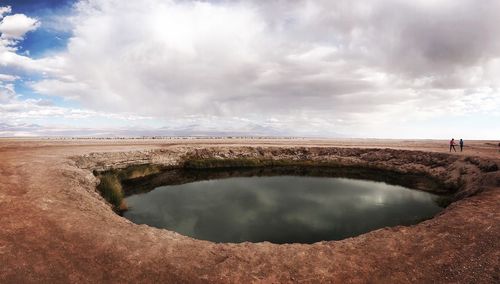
left=0, top=138, right=499, bottom=283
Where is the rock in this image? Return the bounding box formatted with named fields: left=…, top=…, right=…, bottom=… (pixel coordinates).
left=478, top=161, right=498, bottom=172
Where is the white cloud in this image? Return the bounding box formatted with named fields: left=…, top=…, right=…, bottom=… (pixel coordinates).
left=0, top=8, right=62, bottom=79
left=0, top=80, right=152, bottom=132
left=0, top=13, right=40, bottom=39
left=0, top=6, right=11, bottom=19
left=0, top=93, right=152, bottom=122
left=0, top=73, right=17, bottom=81
left=2, top=1, right=500, bottom=138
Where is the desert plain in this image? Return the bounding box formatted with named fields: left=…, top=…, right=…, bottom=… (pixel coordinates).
left=0, top=138, right=499, bottom=283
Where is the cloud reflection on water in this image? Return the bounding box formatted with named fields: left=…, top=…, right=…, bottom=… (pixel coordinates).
left=124, top=176, right=442, bottom=244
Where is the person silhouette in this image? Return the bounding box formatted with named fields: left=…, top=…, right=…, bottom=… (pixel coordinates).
left=449, top=138, right=456, bottom=152
left=459, top=139, right=464, bottom=152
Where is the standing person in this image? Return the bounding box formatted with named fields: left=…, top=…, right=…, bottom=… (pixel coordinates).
left=450, top=138, right=456, bottom=152
left=459, top=139, right=464, bottom=152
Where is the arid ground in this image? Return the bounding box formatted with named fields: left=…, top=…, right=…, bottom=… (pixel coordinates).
left=0, top=138, right=499, bottom=283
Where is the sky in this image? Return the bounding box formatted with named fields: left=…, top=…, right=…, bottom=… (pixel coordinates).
left=0, top=0, right=499, bottom=139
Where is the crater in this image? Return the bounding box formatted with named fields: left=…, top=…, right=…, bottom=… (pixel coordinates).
left=96, top=161, right=452, bottom=244
left=3, top=141, right=499, bottom=282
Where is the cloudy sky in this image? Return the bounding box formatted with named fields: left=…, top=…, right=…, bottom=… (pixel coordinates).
left=0, top=0, right=499, bottom=138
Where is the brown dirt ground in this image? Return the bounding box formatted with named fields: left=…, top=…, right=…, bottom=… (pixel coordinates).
left=0, top=138, right=499, bottom=283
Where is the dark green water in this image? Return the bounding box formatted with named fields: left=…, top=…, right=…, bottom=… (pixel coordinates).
left=123, top=171, right=445, bottom=244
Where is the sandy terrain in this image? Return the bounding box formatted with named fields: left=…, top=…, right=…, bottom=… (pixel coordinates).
left=0, top=138, right=499, bottom=283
